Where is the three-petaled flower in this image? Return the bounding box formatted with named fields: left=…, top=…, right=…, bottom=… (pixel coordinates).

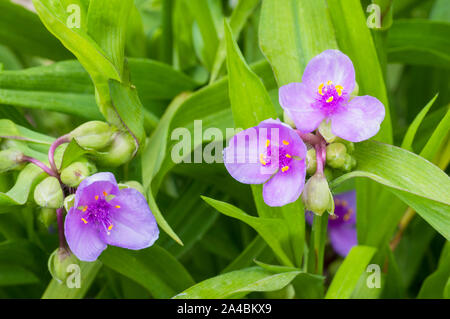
left=279, top=50, right=385, bottom=142
left=65, top=172, right=159, bottom=261
left=223, top=119, right=307, bottom=207
left=306, top=190, right=357, bottom=256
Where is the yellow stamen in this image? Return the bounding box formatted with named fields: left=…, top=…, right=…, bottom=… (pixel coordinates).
left=103, top=191, right=108, bottom=197
left=260, top=154, right=267, bottom=165
left=330, top=214, right=338, bottom=220
left=81, top=218, right=88, bottom=224
left=285, top=154, right=292, bottom=158
left=318, top=83, right=324, bottom=95
left=281, top=166, right=290, bottom=172
left=326, top=96, right=334, bottom=103
left=95, top=195, right=99, bottom=200
left=82, top=206, right=88, bottom=212
left=282, top=140, right=289, bottom=145
left=341, top=200, right=348, bottom=207
left=343, top=214, right=350, bottom=221
left=108, top=224, right=113, bottom=231
left=115, top=205, right=121, bottom=209
left=327, top=80, right=333, bottom=85
left=266, top=140, right=270, bottom=147
left=335, top=85, right=343, bottom=96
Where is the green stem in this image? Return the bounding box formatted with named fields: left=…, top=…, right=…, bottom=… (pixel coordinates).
left=308, top=213, right=328, bottom=275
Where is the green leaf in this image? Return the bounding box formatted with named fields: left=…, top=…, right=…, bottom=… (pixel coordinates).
left=0, top=264, right=39, bottom=287
left=100, top=245, right=194, bottom=298
left=108, top=77, right=146, bottom=149
left=418, top=242, right=450, bottom=298
left=401, top=94, right=438, bottom=151
left=42, top=260, right=102, bottom=299
left=387, top=20, right=450, bottom=69
left=210, top=0, right=260, bottom=82
left=184, top=0, right=219, bottom=71
left=420, top=105, right=450, bottom=162
left=0, top=119, right=53, bottom=145
left=173, top=266, right=302, bottom=299
left=331, top=141, right=450, bottom=240
left=0, top=164, right=44, bottom=208
left=325, top=246, right=377, bottom=299
left=60, top=139, right=88, bottom=169
left=259, top=0, right=337, bottom=86
left=0, top=0, right=71, bottom=61
left=202, top=196, right=293, bottom=267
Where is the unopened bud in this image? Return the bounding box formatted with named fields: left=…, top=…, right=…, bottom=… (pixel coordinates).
left=318, top=120, right=337, bottom=143
left=326, top=143, right=348, bottom=169
left=95, top=132, right=136, bottom=167
left=334, top=137, right=355, bottom=154
left=70, top=121, right=115, bottom=150
left=302, top=174, right=333, bottom=216
left=48, top=248, right=80, bottom=283
left=0, top=149, right=23, bottom=173
left=306, top=148, right=317, bottom=175
left=342, top=154, right=357, bottom=172
left=38, top=208, right=56, bottom=227
left=34, top=177, right=63, bottom=208
left=60, top=160, right=95, bottom=187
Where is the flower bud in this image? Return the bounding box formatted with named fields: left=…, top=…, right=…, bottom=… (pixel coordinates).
left=38, top=208, right=56, bottom=228
left=302, top=174, right=333, bottom=216
left=48, top=248, right=80, bottom=284
left=318, top=120, right=337, bottom=143
left=326, top=143, right=348, bottom=169
left=342, top=154, right=357, bottom=172
left=306, top=148, right=317, bottom=175
left=70, top=121, right=115, bottom=150
left=0, top=149, right=23, bottom=173
left=60, top=160, right=96, bottom=187
left=34, top=177, right=64, bottom=209
left=95, top=132, right=136, bottom=167
left=334, top=137, right=355, bottom=154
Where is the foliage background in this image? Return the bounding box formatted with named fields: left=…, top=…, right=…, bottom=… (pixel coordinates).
left=0, top=0, right=448, bottom=299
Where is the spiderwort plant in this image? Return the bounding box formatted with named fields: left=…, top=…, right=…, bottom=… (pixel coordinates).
left=279, top=50, right=385, bottom=143
left=65, top=172, right=159, bottom=262
left=223, top=119, right=307, bottom=207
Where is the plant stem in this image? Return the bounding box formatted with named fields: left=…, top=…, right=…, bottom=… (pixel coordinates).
left=56, top=208, right=66, bottom=249
left=48, top=135, right=70, bottom=174
left=21, top=156, right=59, bottom=178
left=308, top=213, right=328, bottom=275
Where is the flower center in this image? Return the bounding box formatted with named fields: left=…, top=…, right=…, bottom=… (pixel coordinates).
left=314, top=80, right=346, bottom=115
left=259, top=139, right=293, bottom=173
left=328, top=198, right=354, bottom=227
left=78, top=191, right=120, bottom=235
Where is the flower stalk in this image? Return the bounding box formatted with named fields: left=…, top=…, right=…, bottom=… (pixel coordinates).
left=48, top=134, right=71, bottom=174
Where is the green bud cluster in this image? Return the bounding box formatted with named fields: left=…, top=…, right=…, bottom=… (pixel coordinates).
left=325, top=142, right=356, bottom=172
left=306, top=148, right=317, bottom=175
left=34, top=177, right=64, bottom=209
left=69, top=121, right=137, bottom=168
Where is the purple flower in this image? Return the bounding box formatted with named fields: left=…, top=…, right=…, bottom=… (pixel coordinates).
left=223, top=119, right=307, bottom=207
left=279, top=50, right=385, bottom=142
left=306, top=190, right=357, bottom=257
left=64, top=172, right=159, bottom=261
